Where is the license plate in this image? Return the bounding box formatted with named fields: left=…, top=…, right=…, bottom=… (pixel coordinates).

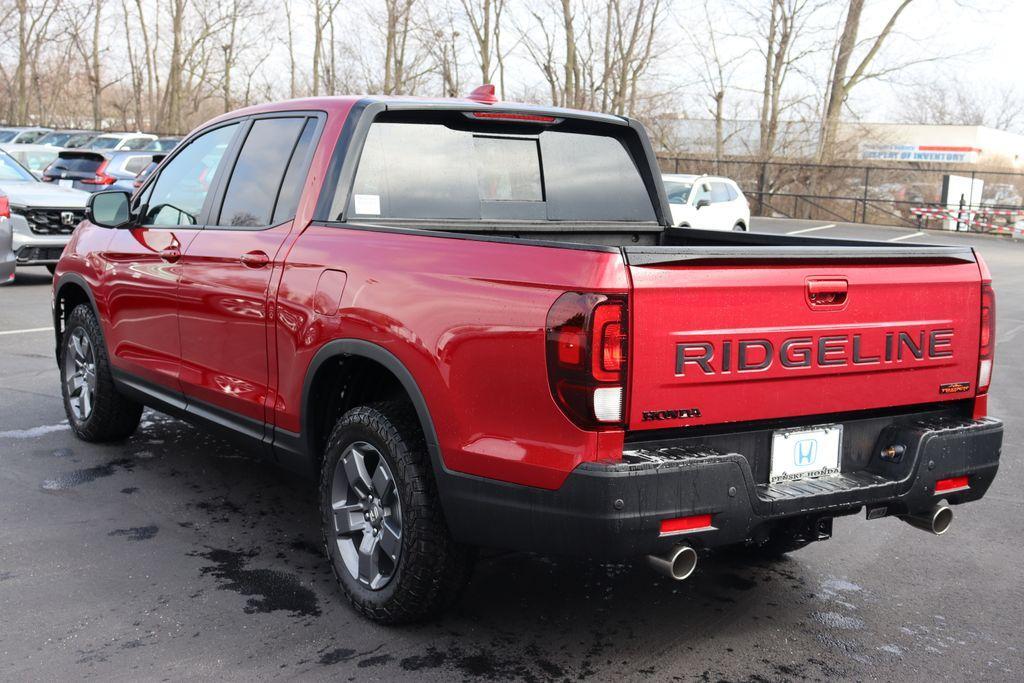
left=770, top=425, right=842, bottom=484
left=58, top=179, right=74, bottom=188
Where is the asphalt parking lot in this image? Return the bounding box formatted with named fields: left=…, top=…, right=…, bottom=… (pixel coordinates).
left=1, top=218, right=1021, bottom=681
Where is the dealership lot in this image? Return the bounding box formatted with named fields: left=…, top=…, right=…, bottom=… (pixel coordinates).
left=1, top=219, right=1021, bottom=681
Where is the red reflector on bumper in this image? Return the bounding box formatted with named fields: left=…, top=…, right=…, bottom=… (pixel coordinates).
left=659, top=514, right=713, bottom=535
left=935, top=476, right=970, bottom=493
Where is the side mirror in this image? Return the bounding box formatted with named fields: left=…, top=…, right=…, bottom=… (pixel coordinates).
left=695, top=199, right=711, bottom=210
left=86, top=190, right=132, bottom=228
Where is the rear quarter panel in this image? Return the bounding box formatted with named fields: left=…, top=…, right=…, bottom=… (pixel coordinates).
left=275, top=226, right=629, bottom=489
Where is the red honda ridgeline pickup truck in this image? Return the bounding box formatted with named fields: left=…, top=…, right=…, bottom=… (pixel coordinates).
left=53, top=92, right=1002, bottom=623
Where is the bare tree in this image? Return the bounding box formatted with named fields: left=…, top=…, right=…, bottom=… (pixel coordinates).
left=64, top=0, right=118, bottom=129
left=284, top=2, right=297, bottom=98
left=900, top=78, right=1024, bottom=133
left=678, top=1, right=742, bottom=168
left=7, top=0, right=59, bottom=124
left=519, top=0, right=663, bottom=116
left=311, top=0, right=342, bottom=96
left=426, top=7, right=463, bottom=97
left=459, top=0, right=505, bottom=89
left=749, top=0, right=828, bottom=161
left=382, top=0, right=423, bottom=94
left=818, top=0, right=918, bottom=159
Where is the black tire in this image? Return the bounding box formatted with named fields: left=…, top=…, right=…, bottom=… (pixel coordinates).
left=46, top=264, right=57, bottom=275
left=319, top=401, right=475, bottom=624
left=733, top=222, right=747, bottom=231
left=60, top=304, right=143, bottom=441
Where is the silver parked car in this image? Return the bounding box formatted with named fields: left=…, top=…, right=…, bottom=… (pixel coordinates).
left=0, top=127, right=52, bottom=144
left=0, top=191, right=14, bottom=285
left=0, top=150, right=89, bottom=275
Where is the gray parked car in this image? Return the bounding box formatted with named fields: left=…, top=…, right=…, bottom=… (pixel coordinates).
left=42, top=149, right=156, bottom=193
left=34, top=129, right=101, bottom=148
left=0, top=150, right=89, bottom=274
left=0, top=191, right=14, bottom=285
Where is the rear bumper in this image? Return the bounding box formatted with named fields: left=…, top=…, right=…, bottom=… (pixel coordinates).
left=440, top=416, right=1002, bottom=557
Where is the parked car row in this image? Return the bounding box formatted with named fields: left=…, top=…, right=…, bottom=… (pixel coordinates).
left=0, top=126, right=180, bottom=152
left=0, top=124, right=176, bottom=283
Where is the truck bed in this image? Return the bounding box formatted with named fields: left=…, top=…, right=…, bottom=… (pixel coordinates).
left=349, top=219, right=976, bottom=264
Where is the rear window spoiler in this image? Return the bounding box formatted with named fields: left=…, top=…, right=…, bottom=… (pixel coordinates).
left=56, top=150, right=105, bottom=161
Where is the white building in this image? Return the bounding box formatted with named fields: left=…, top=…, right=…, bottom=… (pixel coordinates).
left=659, top=118, right=1024, bottom=167
left=848, top=123, right=1024, bottom=167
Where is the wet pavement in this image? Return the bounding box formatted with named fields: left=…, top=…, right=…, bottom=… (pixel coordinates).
left=1, top=221, right=1022, bottom=681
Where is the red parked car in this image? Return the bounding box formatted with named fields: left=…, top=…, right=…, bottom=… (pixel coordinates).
left=52, top=91, right=1002, bottom=623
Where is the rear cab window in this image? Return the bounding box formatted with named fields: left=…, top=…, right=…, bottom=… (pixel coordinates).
left=330, top=111, right=657, bottom=224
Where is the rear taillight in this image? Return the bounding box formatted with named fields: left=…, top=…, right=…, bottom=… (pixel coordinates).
left=978, top=282, right=995, bottom=394
left=546, top=292, right=628, bottom=429
left=81, top=160, right=115, bottom=185
left=0, top=196, right=9, bottom=219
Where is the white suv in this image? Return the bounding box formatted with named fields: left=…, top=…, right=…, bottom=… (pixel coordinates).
left=662, top=174, right=750, bottom=231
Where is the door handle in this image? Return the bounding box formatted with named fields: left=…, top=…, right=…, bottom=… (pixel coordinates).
left=806, top=278, right=848, bottom=307
left=240, top=250, right=270, bottom=268
left=159, top=247, right=181, bottom=263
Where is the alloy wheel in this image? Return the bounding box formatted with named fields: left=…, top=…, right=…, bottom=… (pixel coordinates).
left=330, top=441, right=403, bottom=590
left=64, top=328, right=97, bottom=422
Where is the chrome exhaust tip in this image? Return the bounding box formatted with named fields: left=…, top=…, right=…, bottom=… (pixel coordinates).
left=647, top=543, right=698, bottom=581
left=901, top=504, right=953, bottom=535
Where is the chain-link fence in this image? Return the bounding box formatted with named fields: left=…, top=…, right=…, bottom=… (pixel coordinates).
left=657, top=156, right=1024, bottom=233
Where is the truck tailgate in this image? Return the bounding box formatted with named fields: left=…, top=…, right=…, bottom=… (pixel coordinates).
left=626, top=256, right=982, bottom=431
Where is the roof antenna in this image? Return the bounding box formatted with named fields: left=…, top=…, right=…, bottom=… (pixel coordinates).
left=467, top=84, right=498, bottom=105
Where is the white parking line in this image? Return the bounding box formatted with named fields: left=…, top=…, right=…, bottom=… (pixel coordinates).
left=888, top=231, right=925, bottom=242
left=0, top=423, right=68, bottom=439
left=786, top=223, right=836, bottom=235
left=0, top=326, right=51, bottom=337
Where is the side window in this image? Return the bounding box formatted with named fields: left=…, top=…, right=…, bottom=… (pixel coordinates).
left=217, top=117, right=306, bottom=228
left=124, top=156, right=151, bottom=175
left=143, top=123, right=238, bottom=227
left=725, top=183, right=739, bottom=201
left=123, top=137, right=151, bottom=151
left=272, top=119, right=319, bottom=224
left=710, top=182, right=731, bottom=203
left=693, top=183, right=712, bottom=205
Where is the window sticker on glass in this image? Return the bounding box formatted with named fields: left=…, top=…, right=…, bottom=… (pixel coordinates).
left=353, top=194, right=381, bottom=216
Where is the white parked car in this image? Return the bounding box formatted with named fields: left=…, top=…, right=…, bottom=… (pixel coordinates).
left=87, top=132, right=158, bottom=151
left=662, top=173, right=750, bottom=231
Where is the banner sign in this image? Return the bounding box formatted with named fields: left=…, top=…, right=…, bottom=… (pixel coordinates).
left=861, top=144, right=981, bottom=163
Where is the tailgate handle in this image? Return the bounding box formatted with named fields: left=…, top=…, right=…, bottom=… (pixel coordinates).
left=807, top=278, right=848, bottom=306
